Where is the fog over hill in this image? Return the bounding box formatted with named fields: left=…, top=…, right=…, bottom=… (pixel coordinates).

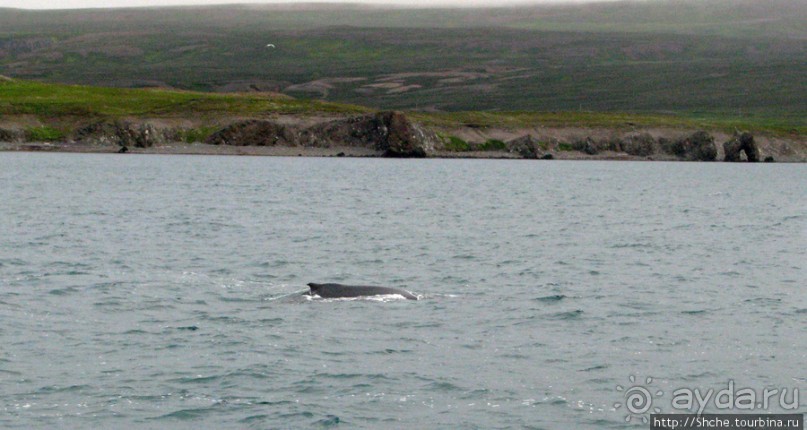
left=3, top=0, right=622, bottom=10
left=0, top=0, right=804, bottom=120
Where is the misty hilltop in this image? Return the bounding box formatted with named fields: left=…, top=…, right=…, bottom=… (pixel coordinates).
left=0, top=0, right=805, bottom=120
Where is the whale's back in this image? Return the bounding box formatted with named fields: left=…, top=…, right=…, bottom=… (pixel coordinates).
left=307, top=283, right=417, bottom=300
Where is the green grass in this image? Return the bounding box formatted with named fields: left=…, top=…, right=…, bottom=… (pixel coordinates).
left=0, top=79, right=368, bottom=118
left=178, top=126, right=219, bottom=144
left=0, top=79, right=803, bottom=138
left=442, top=135, right=471, bottom=152
left=477, top=139, right=507, bottom=151
left=410, top=111, right=805, bottom=137
left=24, top=125, right=64, bottom=141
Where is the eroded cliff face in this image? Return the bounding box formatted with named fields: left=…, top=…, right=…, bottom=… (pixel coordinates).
left=202, top=111, right=439, bottom=157
left=205, top=120, right=298, bottom=147
left=0, top=113, right=803, bottom=161
left=723, top=132, right=760, bottom=162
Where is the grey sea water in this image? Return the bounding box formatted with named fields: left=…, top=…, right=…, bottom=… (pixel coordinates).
left=0, top=153, right=804, bottom=429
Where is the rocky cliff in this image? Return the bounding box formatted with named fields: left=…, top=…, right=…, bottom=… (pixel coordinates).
left=0, top=111, right=803, bottom=161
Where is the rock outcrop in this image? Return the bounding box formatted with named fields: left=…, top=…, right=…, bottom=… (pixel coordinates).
left=0, top=127, right=23, bottom=142
left=506, top=135, right=543, bottom=159
left=73, top=121, right=167, bottom=148
left=570, top=136, right=600, bottom=155
left=115, top=122, right=165, bottom=148
left=723, top=132, right=759, bottom=162
left=302, top=111, right=438, bottom=157
left=620, top=133, right=656, bottom=157
left=382, top=111, right=438, bottom=157
left=205, top=120, right=299, bottom=146
left=662, top=131, right=717, bottom=161
left=197, top=111, right=437, bottom=157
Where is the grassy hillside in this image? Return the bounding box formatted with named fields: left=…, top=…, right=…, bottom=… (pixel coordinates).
left=0, top=79, right=367, bottom=117
left=0, top=1, right=804, bottom=120
left=1, top=79, right=802, bottom=136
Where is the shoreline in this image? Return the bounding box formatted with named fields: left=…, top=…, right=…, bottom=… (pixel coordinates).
left=3, top=113, right=805, bottom=163
left=2, top=141, right=803, bottom=162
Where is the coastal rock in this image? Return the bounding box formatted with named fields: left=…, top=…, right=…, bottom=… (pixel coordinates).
left=73, top=121, right=167, bottom=148
left=663, top=131, right=717, bottom=161
left=117, top=122, right=165, bottom=148
left=73, top=122, right=120, bottom=146
left=382, top=111, right=437, bottom=157
left=302, top=111, right=437, bottom=157
left=507, top=135, right=543, bottom=159
left=620, top=133, right=656, bottom=156
left=205, top=120, right=299, bottom=146
left=572, top=137, right=600, bottom=155
left=723, top=132, right=759, bottom=162
left=0, top=127, right=23, bottom=142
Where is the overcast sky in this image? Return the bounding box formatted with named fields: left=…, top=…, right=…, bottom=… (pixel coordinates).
left=1, top=0, right=616, bottom=10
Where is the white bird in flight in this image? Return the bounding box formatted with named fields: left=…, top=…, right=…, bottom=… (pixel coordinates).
left=266, top=44, right=276, bottom=49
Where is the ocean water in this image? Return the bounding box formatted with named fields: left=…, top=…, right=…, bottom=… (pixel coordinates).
left=0, top=153, right=804, bottom=429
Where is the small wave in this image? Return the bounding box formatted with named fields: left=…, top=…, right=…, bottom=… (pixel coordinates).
left=681, top=371, right=719, bottom=380
left=169, top=375, right=221, bottom=384
left=547, top=396, right=568, bottom=405
left=681, top=309, right=708, bottom=315
left=315, top=415, right=341, bottom=427
left=426, top=381, right=464, bottom=392
left=152, top=407, right=216, bottom=420
left=580, top=364, right=608, bottom=372
left=314, top=372, right=395, bottom=382
left=263, top=289, right=309, bottom=302
left=609, top=243, right=653, bottom=249
left=48, top=286, right=80, bottom=296
left=368, top=348, right=413, bottom=355
left=252, top=400, right=295, bottom=406
left=36, top=384, right=91, bottom=394
left=795, top=309, right=807, bottom=314
left=0, top=258, right=27, bottom=267
left=743, top=298, right=782, bottom=304
left=534, top=294, right=567, bottom=302
left=218, top=296, right=262, bottom=303
left=258, top=317, right=284, bottom=324
left=276, top=411, right=315, bottom=420
left=239, top=414, right=270, bottom=424
left=550, top=309, right=584, bottom=320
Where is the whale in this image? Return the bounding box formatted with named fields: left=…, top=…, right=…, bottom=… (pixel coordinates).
left=307, top=283, right=418, bottom=300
